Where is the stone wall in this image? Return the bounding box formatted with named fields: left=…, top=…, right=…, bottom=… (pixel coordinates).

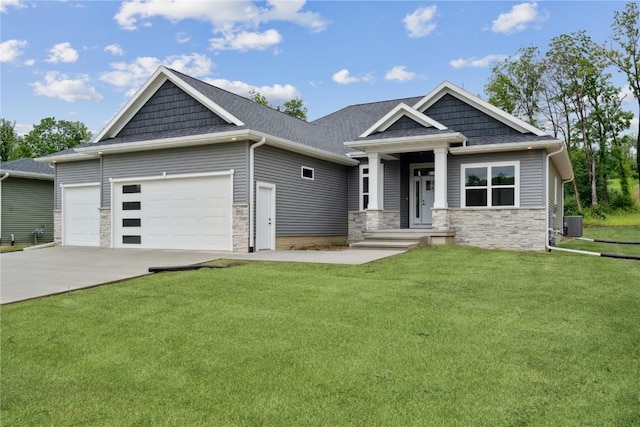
left=431, top=208, right=450, bottom=231
left=382, top=210, right=400, bottom=229
left=53, top=209, right=62, bottom=246
left=99, top=208, right=111, bottom=248
left=448, top=208, right=546, bottom=251
left=348, top=210, right=400, bottom=243
left=348, top=211, right=366, bottom=242
left=232, top=204, right=248, bottom=252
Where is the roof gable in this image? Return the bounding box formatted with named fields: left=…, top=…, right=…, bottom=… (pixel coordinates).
left=94, top=66, right=244, bottom=142
left=359, top=103, right=447, bottom=138
left=412, top=81, right=546, bottom=136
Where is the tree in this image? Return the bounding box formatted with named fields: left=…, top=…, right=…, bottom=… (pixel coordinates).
left=279, top=97, right=308, bottom=121
left=0, top=118, right=20, bottom=161
left=13, top=118, right=91, bottom=158
left=485, top=46, right=544, bottom=126
left=608, top=2, right=640, bottom=193
left=249, top=91, right=308, bottom=121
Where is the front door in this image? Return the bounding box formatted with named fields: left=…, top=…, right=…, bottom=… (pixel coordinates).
left=411, top=167, right=435, bottom=227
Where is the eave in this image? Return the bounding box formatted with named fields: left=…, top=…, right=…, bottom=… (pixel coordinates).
left=344, top=133, right=467, bottom=154
left=0, top=171, right=54, bottom=180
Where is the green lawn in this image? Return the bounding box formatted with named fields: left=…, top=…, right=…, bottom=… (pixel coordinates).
left=558, top=226, right=640, bottom=257
left=2, top=246, right=640, bottom=426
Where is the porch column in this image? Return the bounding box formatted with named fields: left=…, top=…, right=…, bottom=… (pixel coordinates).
left=433, top=147, right=448, bottom=208
left=367, top=152, right=381, bottom=210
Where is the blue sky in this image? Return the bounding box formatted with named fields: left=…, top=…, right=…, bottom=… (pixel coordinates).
left=1, top=1, right=637, bottom=137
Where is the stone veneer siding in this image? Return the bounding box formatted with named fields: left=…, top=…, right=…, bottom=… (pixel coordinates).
left=348, top=210, right=400, bottom=243
left=53, top=209, right=62, bottom=245
left=233, top=204, right=249, bottom=252
left=99, top=208, right=111, bottom=248
left=448, top=208, right=546, bottom=251
left=348, top=211, right=366, bottom=242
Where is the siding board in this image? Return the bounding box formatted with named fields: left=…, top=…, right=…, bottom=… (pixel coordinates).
left=1, top=177, right=54, bottom=243
left=255, top=145, right=348, bottom=236
left=55, top=160, right=101, bottom=209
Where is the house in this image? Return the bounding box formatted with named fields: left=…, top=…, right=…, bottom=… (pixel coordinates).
left=1, top=158, right=54, bottom=244
left=37, top=66, right=573, bottom=252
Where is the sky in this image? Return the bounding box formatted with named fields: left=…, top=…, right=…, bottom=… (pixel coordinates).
left=0, top=0, right=637, bottom=138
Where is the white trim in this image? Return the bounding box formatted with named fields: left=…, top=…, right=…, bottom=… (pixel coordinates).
left=109, top=170, right=234, bottom=184
left=412, top=81, right=547, bottom=136
left=460, top=161, right=520, bottom=208
left=94, top=66, right=244, bottom=142
left=301, top=166, right=314, bottom=181
left=256, top=181, right=276, bottom=251
left=344, top=132, right=466, bottom=154
left=0, top=171, right=54, bottom=180
left=61, top=182, right=101, bottom=189
left=359, top=164, right=369, bottom=211
left=359, top=103, right=447, bottom=138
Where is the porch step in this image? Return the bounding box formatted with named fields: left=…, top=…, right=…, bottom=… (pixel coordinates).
left=350, top=229, right=455, bottom=250
left=349, top=240, right=421, bottom=250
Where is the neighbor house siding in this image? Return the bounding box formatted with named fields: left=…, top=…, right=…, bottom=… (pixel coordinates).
left=548, top=161, right=562, bottom=232
left=447, top=150, right=545, bottom=208
left=101, top=142, right=249, bottom=207
left=423, top=93, right=521, bottom=137
left=55, top=160, right=101, bottom=209
left=254, top=145, right=348, bottom=236
left=1, top=177, right=54, bottom=244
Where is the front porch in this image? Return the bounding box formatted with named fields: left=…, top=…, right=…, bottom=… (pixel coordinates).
left=349, top=228, right=455, bottom=250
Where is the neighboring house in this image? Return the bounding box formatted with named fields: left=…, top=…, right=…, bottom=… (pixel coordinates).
left=1, top=158, right=54, bottom=244
left=37, top=66, right=573, bottom=252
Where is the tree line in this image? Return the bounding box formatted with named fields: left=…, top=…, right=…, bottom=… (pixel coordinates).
left=485, top=2, right=639, bottom=214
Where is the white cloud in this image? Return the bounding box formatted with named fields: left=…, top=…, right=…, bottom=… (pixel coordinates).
left=203, top=77, right=299, bottom=104
left=47, top=42, right=79, bottom=63
left=619, top=85, right=636, bottom=103
left=32, top=71, right=102, bottom=102
left=24, top=58, right=35, bottom=66
left=100, top=53, right=214, bottom=94
left=104, top=43, right=124, bottom=56
left=332, top=69, right=360, bottom=85
left=0, top=0, right=25, bottom=13
left=210, top=29, right=282, bottom=51
left=114, top=0, right=327, bottom=51
left=403, top=5, right=437, bottom=38
left=385, top=65, right=416, bottom=82
left=0, top=39, right=28, bottom=63
left=176, top=32, right=191, bottom=44
left=491, top=2, right=547, bottom=34
left=449, top=54, right=507, bottom=68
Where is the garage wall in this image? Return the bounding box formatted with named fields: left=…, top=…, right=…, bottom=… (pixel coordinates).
left=254, top=145, right=348, bottom=236
left=102, top=142, right=249, bottom=207
left=1, top=177, right=54, bottom=244
left=55, top=160, right=101, bottom=209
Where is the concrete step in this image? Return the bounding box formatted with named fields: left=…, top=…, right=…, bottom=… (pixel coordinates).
left=349, top=240, right=420, bottom=250
left=362, top=232, right=430, bottom=241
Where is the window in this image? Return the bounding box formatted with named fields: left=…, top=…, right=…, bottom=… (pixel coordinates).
left=461, top=162, right=518, bottom=207
left=122, top=201, right=141, bottom=210
left=122, top=235, right=141, bottom=244
left=122, top=184, right=141, bottom=194
left=301, top=166, right=314, bottom=180
left=359, top=163, right=384, bottom=210
left=122, top=218, right=141, bottom=227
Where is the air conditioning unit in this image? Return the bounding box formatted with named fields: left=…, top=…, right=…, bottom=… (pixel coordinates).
left=563, top=216, right=583, bottom=237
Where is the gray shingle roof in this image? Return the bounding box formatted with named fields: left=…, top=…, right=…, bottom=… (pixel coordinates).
left=1, top=158, right=54, bottom=175
left=467, top=134, right=556, bottom=146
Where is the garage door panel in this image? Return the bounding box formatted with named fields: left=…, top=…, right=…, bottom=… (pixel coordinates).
left=113, top=174, right=232, bottom=251
left=63, top=185, right=100, bottom=247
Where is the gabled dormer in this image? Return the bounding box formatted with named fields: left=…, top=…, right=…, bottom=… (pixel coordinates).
left=359, top=102, right=447, bottom=138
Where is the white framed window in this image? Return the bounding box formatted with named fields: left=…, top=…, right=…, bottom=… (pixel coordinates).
left=359, top=163, right=384, bottom=210
left=301, top=166, right=314, bottom=180
left=461, top=161, right=519, bottom=208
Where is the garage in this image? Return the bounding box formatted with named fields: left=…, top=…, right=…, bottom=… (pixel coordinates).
left=63, top=184, right=100, bottom=246
left=112, top=172, right=233, bottom=251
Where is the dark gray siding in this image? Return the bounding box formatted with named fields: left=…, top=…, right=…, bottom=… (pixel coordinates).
left=255, top=145, right=348, bottom=236
left=102, top=142, right=249, bottom=206
left=1, top=177, right=54, bottom=243
left=447, top=150, right=545, bottom=208
left=116, top=80, right=226, bottom=138
left=55, top=160, right=101, bottom=209
left=424, top=93, right=521, bottom=138
left=383, top=160, right=401, bottom=210
left=385, top=115, right=425, bottom=132
left=348, top=165, right=359, bottom=211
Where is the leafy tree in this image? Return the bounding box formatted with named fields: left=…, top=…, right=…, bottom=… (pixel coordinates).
left=279, top=97, right=308, bottom=121
left=608, top=2, right=640, bottom=193
left=0, top=118, right=21, bottom=161
left=13, top=117, right=91, bottom=158
left=249, top=91, right=308, bottom=121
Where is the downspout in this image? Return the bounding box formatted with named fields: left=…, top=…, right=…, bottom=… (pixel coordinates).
left=248, top=137, right=266, bottom=252
left=0, top=173, right=7, bottom=245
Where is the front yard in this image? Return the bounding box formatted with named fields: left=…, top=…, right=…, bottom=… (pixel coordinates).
left=1, top=242, right=639, bottom=425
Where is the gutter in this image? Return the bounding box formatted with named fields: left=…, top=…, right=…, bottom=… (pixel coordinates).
left=0, top=172, right=9, bottom=182
left=248, top=137, right=266, bottom=252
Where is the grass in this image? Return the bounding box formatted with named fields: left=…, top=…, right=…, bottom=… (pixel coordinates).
left=2, top=244, right=640, bottom=425
left=558, top=226, right=640, bottom=257
left=0, top=245, right=27, bottom=253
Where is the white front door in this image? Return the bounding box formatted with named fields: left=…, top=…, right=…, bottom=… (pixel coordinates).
left=256, top=182, right=275, bottom=251
left=411, top=166, right=435, bottom=227
left=63, top=184, right=100, bottom=246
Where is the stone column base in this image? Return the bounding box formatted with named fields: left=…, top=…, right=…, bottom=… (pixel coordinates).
left=53, top=210, right=62, bottom=246
left=431, top=208, right=450, bottom=231
left=348, top=211, right=366, bottom=242
left=233, top=204, right=249, bottom=252
left=99, top=208, right=111, bottom=248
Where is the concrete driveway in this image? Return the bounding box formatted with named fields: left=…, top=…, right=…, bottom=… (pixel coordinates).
left=1, top=246, right=405, bottom=304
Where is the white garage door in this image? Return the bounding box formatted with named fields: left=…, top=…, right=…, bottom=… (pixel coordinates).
left=113, top=173, right=233, bottom=251
left=63, top=184, right=100, bottom=247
